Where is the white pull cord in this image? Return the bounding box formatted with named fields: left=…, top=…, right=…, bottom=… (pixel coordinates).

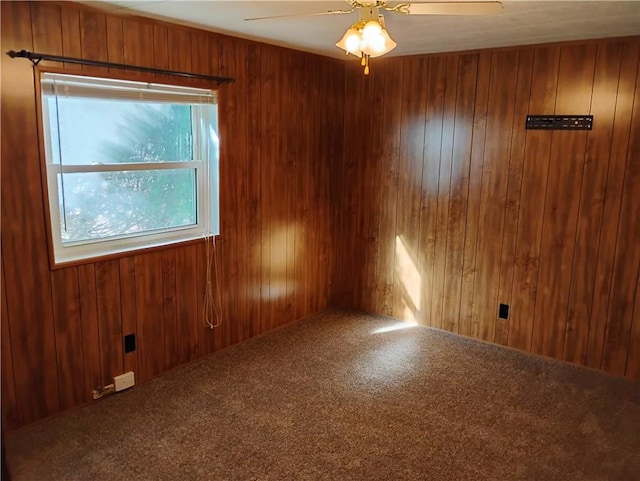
left=203, top=235, right=223, bottom=329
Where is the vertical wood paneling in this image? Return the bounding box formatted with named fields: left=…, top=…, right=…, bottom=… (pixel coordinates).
left=122, top=18, right=153, bottom=71
left=531, top=44, right=596, bottom=359
left=60, top=4, right=82, bottom=70
left=1, top=0, right=60, bottom=426
left=626, top=276, right=640, bottom=379
left=393, top=58, right=428, bottom=322
left=134, top=252, right=165, bottom=382
left=79, top=9, right=107, bottom=73
left=245, top=43, right=263, bottom=337
left=219, top=37, right=240, bottom=346
left=360, top=66, right=386, bottom=315
left=585, top=42, right=639, bottom=369
left=1, top=265, right=18, bottom=430
left=233, top=42, right=250, bottom=343
left=3, top=2, right=343, bottom=429
left=430, top=56, right=458, bottom=331
left=508, top=46, right=560, bottom=351
left=459, top=51, right=490, bottom=337
left=50, top=268, right=86, bottom=409
left=78, top=265, right=101, bottom=401
left=417, top=55, right=446, bottom=327
left=31, top=2, right=63, bottom=58
left=601, top=53, right=640, bottom=374
left=471, top=50, right=519, bottom=342
left=496, top=49, right=534, bottom=346
left=119, top=257, right=138, bottom=375
left=95, top=261, right=124, bottom=384
left=338, top=36, right=640, bottom=381
left=161, top=251, right=178, bottom=370
left=105, top=15, right=124, bottom=72
left=562, top=41, right=624, bottom=364
left=441, top=54, right=477, bottom=335
left=175, top=246, right=199, bottom=364
left=373, top=61, right=403, bottom=316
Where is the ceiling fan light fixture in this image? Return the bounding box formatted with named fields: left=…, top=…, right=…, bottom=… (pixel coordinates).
left=335, top=16, right=396, bottom=74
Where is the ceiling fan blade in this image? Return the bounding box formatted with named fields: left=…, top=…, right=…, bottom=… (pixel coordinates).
left=245, top=9, right=353, bottom=21
left=406, top=2, right=503, bottom=15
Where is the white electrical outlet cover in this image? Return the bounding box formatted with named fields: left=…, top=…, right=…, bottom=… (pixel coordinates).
left=114, top=371, right=135, bottom=392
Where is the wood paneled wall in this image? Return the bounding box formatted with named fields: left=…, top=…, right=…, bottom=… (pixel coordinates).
left=334, top=37, right=640, bottom=380
left=1, top=1, right=344, bottom=428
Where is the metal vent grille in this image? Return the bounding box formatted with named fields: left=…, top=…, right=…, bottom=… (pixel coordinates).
left=526, top=115, right=593, bottom=130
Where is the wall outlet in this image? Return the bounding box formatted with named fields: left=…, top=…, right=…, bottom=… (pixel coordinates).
left=114, top=371, right=135, bottom=392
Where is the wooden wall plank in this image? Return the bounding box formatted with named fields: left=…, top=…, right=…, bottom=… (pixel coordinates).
left=60, top=3, right=81, bottom=70
left=31, top=2, right=63, bottom=58
left=1, top=264, right=18, bottom=430
left=417, top=55, right=447, bottom=327
left=393, top=58, right=427, bottom=322
left=625, top=275, right=640, bottom=379
left=175, top=246, right=199, bottom=364
left=106, top=15, right=124, bottom=72
left=459, top=50, right=490, bottom=337
left=119, top=257, right=138, bottom=375
left=563, top=41, right=624, bottom=364
left=244, top=43, right=263, bottom=337
left=219, top=37, right=240, bottom=345
left=601, top=52, right=640, bottom=375
left=361, top=64, right=387, bottom=314
left=372, top=61, right=403, bottom=316
left=1, top=0, right=60, bottom=426
left=95, top=260, right=124, bottom=383
left=471, top=49, right=519, bottom=342
left=134, top=252, right=165, bottom=382
left=442, top=53, right=477, bottom=335
left=586, top=41, right=640, bottom=370
left=497, top=49, right=534, bottom=346
left=122, top=17, right=154, bottom=72
left=430, top=56, right=458, bottom=331
left=507, top=46, right=560, bottom=351
left=78, top=265, right=101, bottom=401
left=79, top=9, right=107, bottom=74
left=531, top=44, right=596, bottom=359
left=50, top=268, right=85, bottom=410
left=161, top=251, right=178, bottom=370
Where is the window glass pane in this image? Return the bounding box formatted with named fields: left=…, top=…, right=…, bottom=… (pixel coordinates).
left=46, top=98, right=198, bottom=164
left=58, top=169, right=197, bottom=243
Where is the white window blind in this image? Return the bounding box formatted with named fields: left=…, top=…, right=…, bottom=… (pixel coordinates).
left=41, top=72, right=218, bottom=104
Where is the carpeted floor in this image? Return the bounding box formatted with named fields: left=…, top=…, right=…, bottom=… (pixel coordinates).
left=5, top=310, right=640, bottom=481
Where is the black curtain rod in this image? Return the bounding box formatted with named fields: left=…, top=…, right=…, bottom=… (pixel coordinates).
left=6, top=49, right=235, bottom=85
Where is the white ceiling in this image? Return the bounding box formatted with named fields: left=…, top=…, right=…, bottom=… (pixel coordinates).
left=89, top=1, right=640, bottom=59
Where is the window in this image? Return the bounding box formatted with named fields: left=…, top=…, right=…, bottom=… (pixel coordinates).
left=40, top=72, right=219, bottom=265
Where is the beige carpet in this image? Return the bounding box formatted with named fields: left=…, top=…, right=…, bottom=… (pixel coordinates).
left=5, top=310, right=640, bottom=480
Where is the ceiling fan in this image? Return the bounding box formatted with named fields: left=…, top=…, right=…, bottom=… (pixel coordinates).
left=245, top=1, right=504, bottom=74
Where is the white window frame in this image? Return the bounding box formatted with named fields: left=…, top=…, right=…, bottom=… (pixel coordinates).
left=39, top=71, right=219, bottom=266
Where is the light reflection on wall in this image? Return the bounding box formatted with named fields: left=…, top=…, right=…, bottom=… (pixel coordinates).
left=395, top=235, right=421, bottom=323
left=248, top=222, right=303, bottom=301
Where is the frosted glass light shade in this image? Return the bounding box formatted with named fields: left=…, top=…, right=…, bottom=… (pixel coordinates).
left=369, top=28, right=397, bottom=58
left=336, top=28, right=363, bottom=57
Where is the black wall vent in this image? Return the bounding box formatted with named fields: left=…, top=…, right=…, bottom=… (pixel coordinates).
left=526, top=115, right=593, bottom=130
